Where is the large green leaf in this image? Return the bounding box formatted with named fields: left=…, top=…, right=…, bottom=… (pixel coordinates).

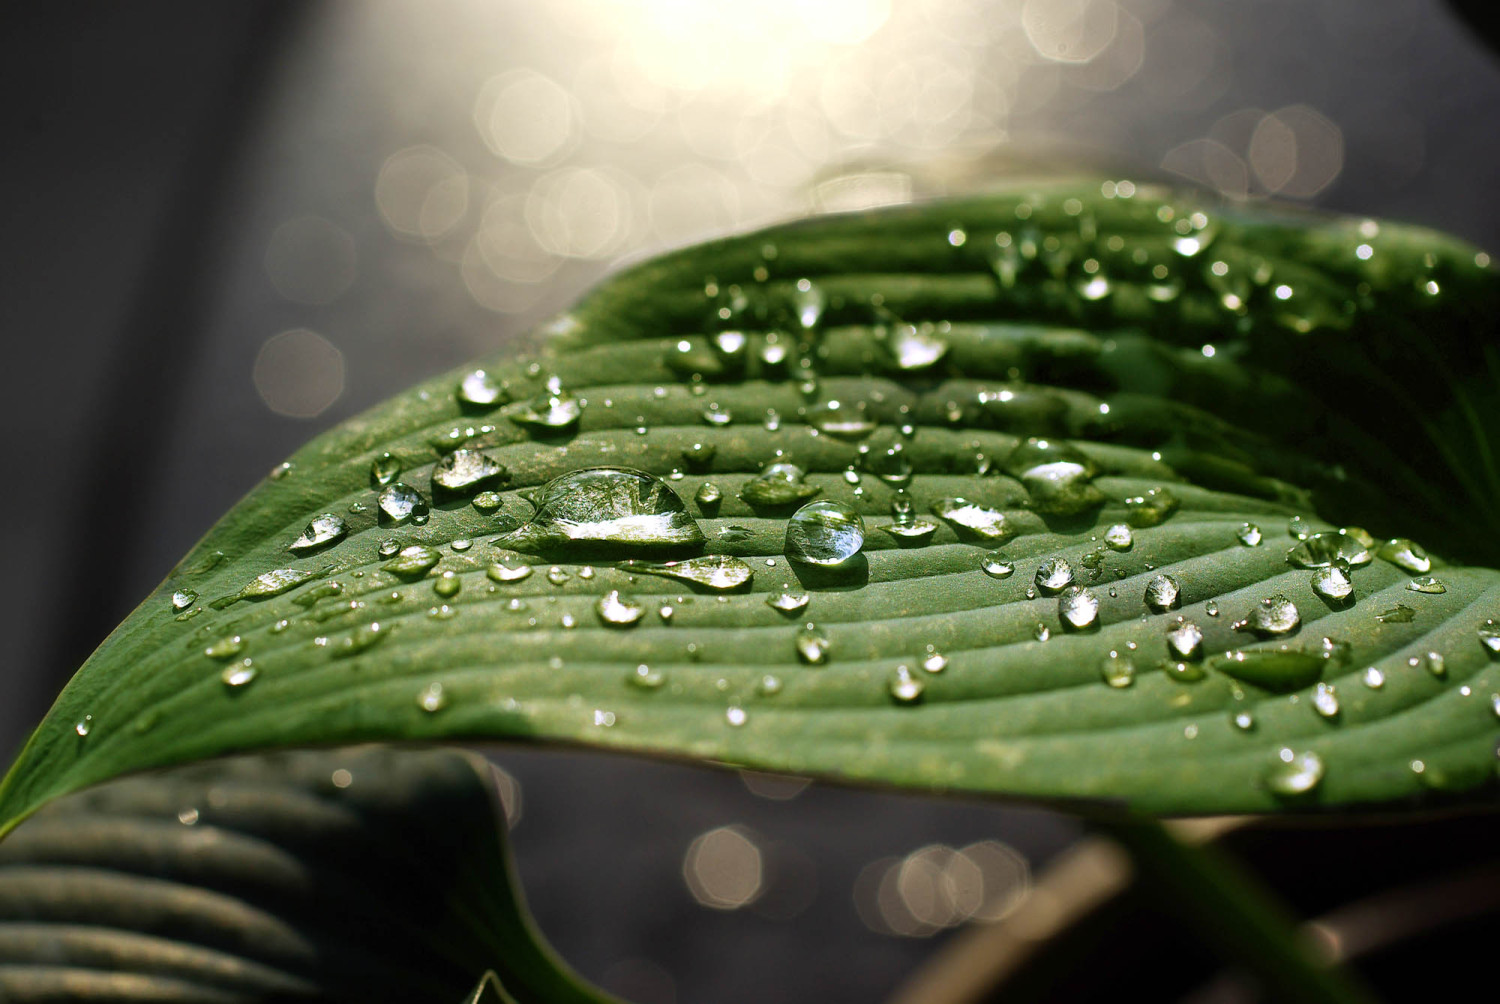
left=3, top=181, right=1498, bottom=830
left=0, top=745, right=610, bottom=1003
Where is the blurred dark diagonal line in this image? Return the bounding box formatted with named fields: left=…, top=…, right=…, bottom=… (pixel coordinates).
left=38, top=2, right=311, bottom=706
left=1444, top=1, right=1500, bottom=60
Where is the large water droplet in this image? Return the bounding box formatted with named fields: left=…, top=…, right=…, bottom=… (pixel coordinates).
left=1103, top=524, right=1133, bottom=551
left=1237, top=523, right=1263, bottom=546
left=290, top=513, right=348, bottom=554
left=1406, top=576, right=1446, bottom=594
left=513, top=383, right=583, bottom=432
left=1143, top=574, right=1180, bottom=613
left=1166, top=621, right=1204, bottom=660
left=932, top=498, right=1015, bottom=543
left=1034, top=557, right=1073, bottom=595
left=795, top=624, right=830, bottom=664
left=981, top=552, right=1014, bottom=578
left=1287, top=532, right=1371, bottom=569
left=619, top=555, right=754, bottom=592
left=171, top=590, right=198, bottom=611
left=1058, top=586, right=1100, bottom=630
left=378, top=482, right=429, bottom=524
left=383, top=544, right=441, bottom=578
left=215, top=567, right=321, bottom=608
left=741, top=463, right=821, bottom=507
left=1248, top=594, right=1300, bottom=636
left=1311, top=566, right=1353, bottom=604
left=1478, top=621, right=1500, bottom=655
left=889, top=324, right=948, bottom=370
left=1208, top=647, right=1324, bottom=692
left=785, top=501, right=865, bottom=567
left=499, top=467, right=705, bottom=553
left=1377, top=538, right=1431, bottom=573
left=432, top=449, right=507, bottom=494
left=1123, top=487, right=1179, bottom=527
left=458, top=369, right=507, bottom=408
left=888, top=664, right=925, bottom=704
left=807, top=401, right=876, bottom=439
left=1265, top=748, right=1324, bottom=797
left=597, top=590, right=645, bottom=627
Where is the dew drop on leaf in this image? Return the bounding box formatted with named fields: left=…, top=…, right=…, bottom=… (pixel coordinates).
left=930, top=499, right=1014, bottom=542
left=370, top=452, right=401, bottom=487
left=1166, top=621, right=1204, bottom=660
left=618, top=555, right=754, bottom=591
left=981, top=552, right=1014, bottom=579
left=289, top=513, right=348, bottom=554
left=1123, top=487, right=1179, bottom=527
left=497, top=467, right=705, bottom=552
left=888, top=665, right=925, bottom=704
left=382, top=544, right=441, bottom=578
left=1265, top=748, right=1324, bottom=797
left=1103, top=524, right=1133, bottom=551
left=418, top=682, right=447, bottom=712
left=458, top=369, right=506, bottom=408
left=171, top=590, right=197, bottom=611
left=1247, top=594, right=1300, bottom=636
left=795, top=624, right=830, bottom=664
left=1311, top=566, right=1353, bottom=604
left=785, top=501, right=865, bottom=567
left=1406, top=576, right=1446, bottom=594
left=921, top=648, right=948, bottom=674
left=1034, top=557, right=1074, bottom=595
left=1312, top=682, right=1339, bottom=719
left=1377, top=538, right=1431, bottom=574
left=596, top=590, right=646, bottom=627
left=1236, top=523, right=1263, bottom=546
left=1058, top=586, right=1099, bottom=630
left=1362, top=666, right=1385, bottom=689
left=1100, top=650, right=1135, bottom=688
left=486, top=562, right=532, bottom=583
left=741, top=463, right=821, bottom=507
left=221, top=660, right=257, bottom=689
left=1143, top=574, right=1180, bottom=613
left=807, top=400, right=877, bottom=439
left=432, top=449, right=507, bottom=494
left=694, top=482, right=723, bottom=508
left=513, top=383, right=583, bottom=432
left=433, top=571, right=461, bottom=598
left=378, top=482, right=428, bottom=524
left=725, top=706, right=748, bottom=727
left=1376, top=604, right=1415, bottom=624
left=204, top=635, right=244, bottom=660
left=1479, top=621, right=1500, bottom=655
left=628, top=664, right=665, bottom=689
left=767, top=590, right=810, bottom=615
left=74, top=715, right=93, bottom=737
left=1287, top=516, right=1313, bottom=540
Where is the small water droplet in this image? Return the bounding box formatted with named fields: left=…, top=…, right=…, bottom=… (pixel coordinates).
left=1166, top=621, right=1204, bottom=660
left=1034, top=557, right=1074, bottom=595
left=546, top=566, right=570, bottom=586
left=618, top=555, right=754, bottom=591
left=981, top=552, right=1014, bottom=578
left=1248, top=594, right=1300, bottom=636
left=205, top=635, right=244, bottom=660
left=486, top=562, right=532, bottom=583
left=1362, top=666, right=1385, bottom=689
left=741, top=463, right=820, bottom=507
left=1265, top=748, right=1324, bottom=797
left=1424, top=651, right=1446, bottom=678
left=383, top=544, right=440, bottom=578
left=785, top=501, right=865, bottom=567
left=418, top=682, right=447, bottom=712
left=1312, top=682, right=1339, bottom=719
left=890, top=324, right=949, bottom=370
left=74, top=715, right=93, bottom=737
left=767, top=590, right=811, bottom=615
left=1479, top=621, right=1500, bottom=655
left=1100, top=651, right=1135, bottom=688
left=694, top=482, right=723, bottom=509
left=725, top=705, right=748, bottom=727
left=1144, top=574, right=1180, bottom=613
left=792, top=278, right=825, bottom=329
left=513, top=384, right=583, bottom=432
left=1237, top=523, right=1263, bottom=546
left=795, top=624, right=830, bottom=664
left=807, top=400, right=877, bottom=439
left=921, top=648, right=948, bottom=673
left=331, top=621, right=392, bottom=657
left=932, top=498, right=1015, bottom=542
left=1033, top=622, right=1051, bottom=642
left=863, top=444, right=913, bottom=486
left=378, top=482, right=428, bottom=524
left=1287, top=516, right=1314, bottom=540
left=1377, top=538, right=1431, bottom=574
left=701, top=403, right=733, bottom=426
left=458, top=369, right=507, bottom=408
left=171, top=590, right=198, bottom=611
left=1123, top=487, right=1179, bottom=527
left=1311, top=566, right=1353, bottom=604
left=596, top=590, right=646, bottom=627
left=1377, top=604, right=1416, bottom=624
left=1103, top=524, right=1133, bottom=551
left=1058, top=586, right=1100, bottom=630
left=628, top=664, right=665, bottom=689
left=433, top=571, right=461, bottom=598
left=269, top=461, right=294, bottom=481
left=370, top=452, right=402, bottom=487
left=432, top=449, right=507, bottom=494
left=221, top=660, right=257, bottom=689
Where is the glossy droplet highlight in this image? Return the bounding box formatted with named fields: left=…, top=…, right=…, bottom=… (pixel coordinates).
left=888, top=665, right=925, bottom=704
left=1143, top=574, right=1180, bottom=613
left=221, top=661, right=257, bottom=689
left=487, top=562, right=532, bottom=583
left=767, top=590, right=810, bottom=615
left=1058, top=586, right=1100, bottom=630
left=382, top=544, right=441, bottom=578
left=1248, top=594, right=1300, bottom=636
left=618, top=555, right=754, bottom=591
left=1287, top=532, right=1371, bottom=569
left=1266, top=748, right=1325, bottom=797
left=171, top=590, right=197, bottom=611
left=932, top=499, right=1014, bottom=542
left=432, top=449, right=507, bottom=493
left=1123, top=487, right=1179, bottom=527
left=1100, top=651, right=1135, bottom=688
left=498, top=467, right=705, bottom=552
left=1034, top=558, right=1073, bottom=595
left=1311, top=566, right=1353, bottom=604
left=289, top=513, right=348, bottom=554
left=1406, top=576, right=1446, bottom=594
left=795, top=624, right=830, bottom=664
left=205, top=635, right=244, bottom=660
left=597, top=590, right=645, bottom=627
left=981, top=552, right=1014, bottom=579
left=1103, top=524, right=1133, bottom=550
left=785, top=501, right=865, bottom=567
left=458, top=369, right=506, bottom=407
left=741, top=463, right=820, bottom=506
left=370, top=452, right=401, bottom=487
left=694, top=482, right=723, bottom=507
left=418, top=682, right=447, bottom=712
left=513, top=384, right=583, bottom=432
left=1311, top=682, right=1339, bottom=719
left=1378, top=538, right=1431, bottom=574
left=1237, top=523, right=1263, bottom=546
left=378, top=482, right=428, bottom=524
left=1166, top=621, right=1203, bottom=660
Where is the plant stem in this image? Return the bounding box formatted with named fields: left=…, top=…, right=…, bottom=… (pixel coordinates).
left=1100, top=817, right=1379, bottom=1004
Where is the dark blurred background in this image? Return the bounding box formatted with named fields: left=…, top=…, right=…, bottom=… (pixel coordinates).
left=1, top=3, right=1496, bottom=1001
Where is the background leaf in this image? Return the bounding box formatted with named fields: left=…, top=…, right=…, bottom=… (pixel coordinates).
left=3, top=182, right=1498, bottom=831
left=0, top=745, right=611, bottom=1003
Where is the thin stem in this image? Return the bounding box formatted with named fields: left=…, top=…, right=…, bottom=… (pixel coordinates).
left=1099, top=817, right=1379, bottom=1004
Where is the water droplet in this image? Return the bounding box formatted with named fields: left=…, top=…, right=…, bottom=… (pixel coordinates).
left=628, top=664, right=665, bottom=689
left=292, top=580, right=344, bottom=608
left=290, top=513, right=348, bottom=554
left=795, top=624, right=830, bottom=664
left=330, top=621, right=392, bottom=657
left=595, top=590, right=645, bottom=627
left=369, top=452, right=401, bottom=487
left=513, top=384, right=583, bottom=432
left=1123, top=487, right=1179, bottom=527
left=1144, top=574, right=1180, bottom=613
left=418, top=682, right=447, bottom=712
left=269, top=462, right=294, bottom=481
left=1248, top=594, right=1300, bottom=636
left=458, top=369, right=507, bottom=408
left=378, top=482, right=429, bottom=524
left=1100, top=651, right=1135, bottom=688
left=883, top=519, right=938, bottom=544
left=981, top=553, right=1014, bottom=578
left=791, top=278, right=825, bottom=329
left=1058, top=586, right=1100, bottom=630
left=1312, top=682, right=1339, bottom=719
left=546, top=566, right=570, bottom=586
left=889, top=324, right=948, bottom=370
left=1103, top=524, right=1133, bottom=551
left=433, top=571, right=461, bottom=598
left=432, top=449, right=507, bottom=494
left=1478, top=621, right=1500, bottom=655
left=767, top=590, right=810, bottom=615
left=807, top=400, right=876, bottom=439
left=1287, top=533, right=1372, bottom=569
left=1378, top=538, right=1431, bottom=574
left=1287, top=516, right=1314, bottom=540
left=618, top=555, right=754, bottom=591
left=382, top=544, right=441, bottom=578
left=921, top=649, right=948, bottom=674
left=1032, top=622, right=1051, bottom=642
left=785, top=501, right=865, bottom=567
left=221, top=660, right=257, bottom=689
left=498, top=467, right=705, bottom=553
left=725, top=706, right=748, bottom=727
left=1377, top=604, right=1416, bottom=624
left=1311, top=566, right=1353, bottom=604
left=205, top=635, right=244, bottom=660
left=887, top=664, right=925, bottom=704
left=1209, top=647, right=1324, bottom=692
left=932, top=498, right=1015, bottom=543
left=694, top=482, right=723, bottom=508
left=1166, top=621, right=1204, bottom=660
left=1362, top=666, right=1385, bottom=689
left=701, top=403, right=733, bottom=426
left=75, top=715, right=93, bottom=737
left=1265, top=749, right=1324, bottom=797
left=1034, top=557, right=1074, bottom=595
left=171, top=590, right=198, bottom=611
left=1237, top=523, right=1263, bottom=546
left=863, top=444, right=913, bottom=486
left=1404, top=576, right=1446, bottom=594
left=741, top=463, right=820, bottom=507
left=486, top=562, right=532, bottom=583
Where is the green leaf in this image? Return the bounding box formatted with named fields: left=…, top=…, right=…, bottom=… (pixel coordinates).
left=0, top=745, right=612, bottom=1003
left=3, top=181, right=1499, bottom=829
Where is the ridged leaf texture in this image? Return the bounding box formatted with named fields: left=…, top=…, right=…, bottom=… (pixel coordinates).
left=0, top=746, right=608, bottom=1003
left=3, top=181, right=1499, bottom=829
